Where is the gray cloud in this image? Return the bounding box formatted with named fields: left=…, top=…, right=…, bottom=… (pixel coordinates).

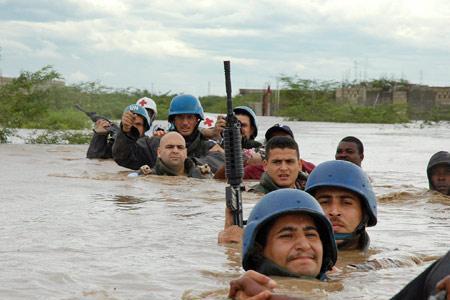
left=1, top=0, right=450, bottom=95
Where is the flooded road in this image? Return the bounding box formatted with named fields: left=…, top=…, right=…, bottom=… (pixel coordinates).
left=1, top=119, right=449, bottom=299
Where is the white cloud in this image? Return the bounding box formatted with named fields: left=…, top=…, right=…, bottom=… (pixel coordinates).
left=217, top=56, right=261, bottom=67
left=66, top=0, right=129, bottom=16
left=34, top=41, right=63, bottom=59
left=67, top=70, right=89, bottom=82
left=0, top=38, right=32, bottom=52
left=184, top=27, right=262, bottom=38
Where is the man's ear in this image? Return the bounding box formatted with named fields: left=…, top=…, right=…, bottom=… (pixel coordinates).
left=360, top=153, right=364, bottom=161
left=263, top=159, right=268, bottom=171
left=298, top=159, right=302, bottom=170
left=157, top=147, right=161, bottom=158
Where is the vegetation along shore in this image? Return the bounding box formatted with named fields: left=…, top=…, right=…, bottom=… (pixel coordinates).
left=1, top=66, right=448, bottom=144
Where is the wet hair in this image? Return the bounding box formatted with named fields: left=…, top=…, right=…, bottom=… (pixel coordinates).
left=340, top=136, right=364, bottom=154
left=265, top=136, right=299, bottom=160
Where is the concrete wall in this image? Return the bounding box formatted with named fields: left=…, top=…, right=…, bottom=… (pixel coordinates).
left=336, top=84, right=450, bottom=114
left=0, top=76, right=14, bottom=86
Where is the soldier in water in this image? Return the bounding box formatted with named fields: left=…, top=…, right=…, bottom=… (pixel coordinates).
left=427, top=151, right=450, bottom=196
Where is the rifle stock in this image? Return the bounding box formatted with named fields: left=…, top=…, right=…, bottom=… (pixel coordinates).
left=74, top=104, right=119, bottom=139
left=223, top=61, right=244, bottom=227
left=74, top=104, right=112, bottom=123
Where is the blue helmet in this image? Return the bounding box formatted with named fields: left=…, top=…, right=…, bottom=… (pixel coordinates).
left=234, top=106, right=258, bottom=139
left=242, top=189, right=337, bottom=278
left=168, top=94, right=204, bottom=121
left=305, top=160, right=377, bottom=227
left=123, top=104, right=151, bottom=131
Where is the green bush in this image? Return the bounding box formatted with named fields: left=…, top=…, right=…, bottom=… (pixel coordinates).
left=25, top=130, right=92, bottom=144
left=2, top=66, right=449, bottom=128
left=0, top=127, right=14, bottom=143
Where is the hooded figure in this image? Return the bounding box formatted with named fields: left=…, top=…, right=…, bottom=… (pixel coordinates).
left=427, top=151, right=450, bottom=196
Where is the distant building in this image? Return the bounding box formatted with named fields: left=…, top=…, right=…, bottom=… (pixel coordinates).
left=336, top=83, right=450, bottom=117
left=0, top=76, right=14, bottom=86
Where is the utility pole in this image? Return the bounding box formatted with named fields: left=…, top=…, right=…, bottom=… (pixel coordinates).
left=364, top=57, right=368, bottom=82
left=0, top=46, right=3, bottom=84
left=354, top=60, right=358, bottom=82
left=0, top=46, right=2, bottom=77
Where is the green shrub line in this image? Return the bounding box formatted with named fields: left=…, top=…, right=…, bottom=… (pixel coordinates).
left=0, top=66, right=448, bottom=144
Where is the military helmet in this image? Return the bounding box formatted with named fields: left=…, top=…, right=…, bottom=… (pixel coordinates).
left=242, top=189, right=337, bottom=277
left=168, top=94, right=204, bottom=121
left=234, top=106, right=258, bottom=139
left=136, top=97, right=157, bottom=123
left=305, top=160, right=377, bottom=227
left=123, top=104, right=151, bottom=131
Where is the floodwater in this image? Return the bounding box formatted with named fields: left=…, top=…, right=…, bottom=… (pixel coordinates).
left=0, top=118, right=449, bottom=300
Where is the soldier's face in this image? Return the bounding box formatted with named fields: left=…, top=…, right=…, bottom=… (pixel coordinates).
left=335, top=142, right=363, bottom=167
left=236, top=114, right=253, bottom=140
left=264, top=148, right=301, bottom=188
left=174, top=114, right=198, bottom=137
left=133, top=115, right=145, bottom=137
left=158, top=133, right=187, bottom=169
left=263, top=214, right=323, bottom=277
left=430, top=164, right=450, bottom=195
left=315, top=187, right=363, bottom=245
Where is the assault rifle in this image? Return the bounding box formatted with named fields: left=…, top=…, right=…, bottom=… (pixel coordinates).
left=74, top=104, right=119, bottom=139
left=223, top=61, right=244, bottom=227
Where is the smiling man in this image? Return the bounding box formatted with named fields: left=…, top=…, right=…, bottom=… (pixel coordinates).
left=242, top=189, right=337, bottom=280
left=225, top=190, right=337, bottom=299
left=305, top=160, right=377, bottom=251
left=248, top=136, right=302, bottom=194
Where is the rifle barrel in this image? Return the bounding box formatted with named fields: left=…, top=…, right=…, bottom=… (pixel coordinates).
left=224, top=61, right=233, bottom=116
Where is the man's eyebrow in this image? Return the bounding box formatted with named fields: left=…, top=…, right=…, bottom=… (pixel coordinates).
left=303, top=225, right=318, bottom=232
left=276, top=225, right=319, bottom=234
left=317, top=194, right=332, bottom=198
left=276, top=226, right=296, bottom=234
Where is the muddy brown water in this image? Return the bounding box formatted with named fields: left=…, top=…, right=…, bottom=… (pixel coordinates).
left=1, top=118, right=449, bottom=299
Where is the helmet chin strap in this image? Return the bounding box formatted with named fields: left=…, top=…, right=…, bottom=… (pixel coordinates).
left=334, top=216, right=368, bottom=249
left=256, top=256, right=324, bottom=280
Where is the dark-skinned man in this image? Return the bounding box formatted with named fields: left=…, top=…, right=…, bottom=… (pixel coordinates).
left=335, top=136, right=365, bottom=167
left=427, top=151, right=450, bottom=196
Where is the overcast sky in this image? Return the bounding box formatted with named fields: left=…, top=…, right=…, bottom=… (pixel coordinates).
left=1, top=0, right=450, bottom=96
